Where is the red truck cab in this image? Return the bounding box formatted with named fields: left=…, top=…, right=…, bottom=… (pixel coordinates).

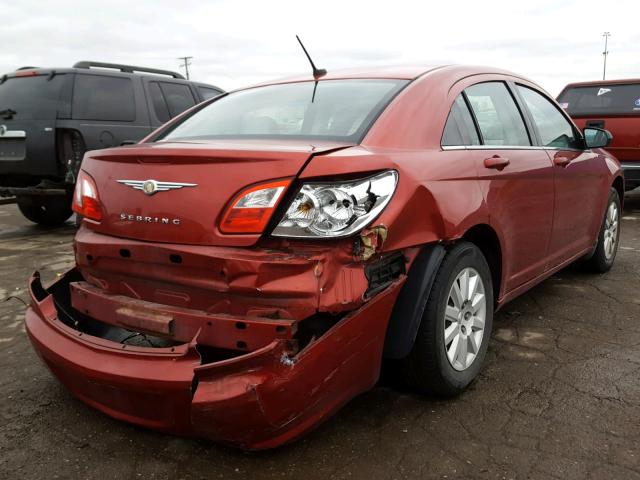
left=558, top=79, right=640, bottom=190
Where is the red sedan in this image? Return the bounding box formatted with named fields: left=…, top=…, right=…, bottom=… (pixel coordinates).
left=25, top=65, right=623, bottom=450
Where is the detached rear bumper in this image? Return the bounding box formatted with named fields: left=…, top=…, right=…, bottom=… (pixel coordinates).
left=25, top=269, right=404, bottom=449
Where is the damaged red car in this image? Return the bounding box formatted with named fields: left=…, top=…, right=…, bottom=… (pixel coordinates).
left=25, top=65, right=623, bottom=450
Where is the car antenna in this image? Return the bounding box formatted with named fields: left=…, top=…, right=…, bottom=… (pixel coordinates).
left=296, top=35, right=326, bottom=79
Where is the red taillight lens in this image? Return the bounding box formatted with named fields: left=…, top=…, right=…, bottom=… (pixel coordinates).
left=219, top=179, right=291, bottom=234
left=72, top=170, right=102, bottom=221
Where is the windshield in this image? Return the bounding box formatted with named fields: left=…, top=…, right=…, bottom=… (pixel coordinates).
left=0, top=73, right=67, bottom=119
left=558, top=83, right=640, bottom=116
left=157, top=79, right=408, bottom=143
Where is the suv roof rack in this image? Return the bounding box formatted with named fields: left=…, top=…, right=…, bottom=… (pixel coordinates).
left=72, top=61, right=185, bottom=79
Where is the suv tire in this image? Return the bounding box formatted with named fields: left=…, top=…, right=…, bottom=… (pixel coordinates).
left=17, top=195, right=73, bottom=227
left=584, top=188, right=621, bottom=273
left=403, top=242, right=494, bottom=397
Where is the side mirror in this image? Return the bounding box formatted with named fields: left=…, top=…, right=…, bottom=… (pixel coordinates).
left=583, top=127, right=612, bottom=149
left=120, top=140, right=137, bottom=146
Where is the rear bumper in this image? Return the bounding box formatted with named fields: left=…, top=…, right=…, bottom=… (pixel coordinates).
left=25, top=269, right=404, bottom=449
left=621, top=163, right=640, bottom=189
left=0, top=186, right=67, bottom=197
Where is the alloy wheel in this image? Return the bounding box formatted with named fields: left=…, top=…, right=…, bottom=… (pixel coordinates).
left=444, top=267, right=487, bottom=371
left=604, top=202, right=619, bottom=260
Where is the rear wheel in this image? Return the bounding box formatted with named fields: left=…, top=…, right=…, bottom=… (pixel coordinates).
left=403, top=242, right=493, bottom=397
left=583, top=188, right=621, bottom=273
left=17, top=194, right=73, bottom=227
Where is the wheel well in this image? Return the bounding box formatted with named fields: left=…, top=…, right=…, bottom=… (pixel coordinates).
left=613, top=176, right=624, bottom=207
left=462, top=224, right=502, bottom=302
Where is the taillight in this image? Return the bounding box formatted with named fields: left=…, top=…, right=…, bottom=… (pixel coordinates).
left=219, top=179, right=291, bottom=234
left=72, top=170, right=102, bottom=221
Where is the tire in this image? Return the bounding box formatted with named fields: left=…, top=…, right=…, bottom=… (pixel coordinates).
left=17, top=194, right=73, bottom=227
left=402, top=242, right=494, bottom=397
left=583, top=188, right=621, bottom=273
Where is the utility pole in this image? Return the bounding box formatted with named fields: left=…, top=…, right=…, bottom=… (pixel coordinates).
left=602, top=32, right=610, bottom=81
left=178, top=56, right=193, bottom=80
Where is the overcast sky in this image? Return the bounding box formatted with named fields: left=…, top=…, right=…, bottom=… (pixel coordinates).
left=2, top=0, right=638, bottom=95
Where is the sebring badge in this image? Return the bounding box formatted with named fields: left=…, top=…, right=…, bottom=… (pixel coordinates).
left=117, top=179, right=197, bottom=195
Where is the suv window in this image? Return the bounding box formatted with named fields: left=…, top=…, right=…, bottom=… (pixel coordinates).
left=558, top=83, right=640, bottom=116
left=72, top=75, right=135, bottom=121
left=148, top=81, right=197, bottom=121
left=0, top=74, right=67, bottom=120
left=198, top=86, right=223, bottom=100
left=517, top=86, right=581, bottom=149
left=149, top=82, right=170, bottom=123
left=442, top=95, right=480, bottom=146
left=465, top=82, right=530, bottom=146
left=159, top=82, right=196, bottom=117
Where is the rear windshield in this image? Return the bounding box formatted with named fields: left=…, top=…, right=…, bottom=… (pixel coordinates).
left=0, top=73, right=67, bottom=119
left=157, top=79, right=408, bottom=143
left=558, top=83, right=640, bottom=116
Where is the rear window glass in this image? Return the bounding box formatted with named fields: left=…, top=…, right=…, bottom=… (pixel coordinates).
left=72, top=75, right=135, bottom=121
left=558, top=84, right=640, bottom=115
left=158, top=79, right=408, bottom=143
left=0, top=74, right=67, bottom=119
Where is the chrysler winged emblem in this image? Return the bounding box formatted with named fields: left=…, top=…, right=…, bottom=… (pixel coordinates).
left=117, top=179, right=197, bottom=196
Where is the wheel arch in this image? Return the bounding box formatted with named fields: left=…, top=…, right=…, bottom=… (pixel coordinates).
left=613, top=175, right=624, bottom=208
left=461, top=224, right=503, bottom=304
left=383, top=223, right=503, bottom=360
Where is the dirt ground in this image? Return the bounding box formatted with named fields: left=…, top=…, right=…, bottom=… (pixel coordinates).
left=1, top=191, right=640, bottom=480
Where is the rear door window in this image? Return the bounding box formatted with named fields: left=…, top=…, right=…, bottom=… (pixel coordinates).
left=517, top=85, right=581, bottom=149
left=558, top=83, right=640, bottom=115
left=442, top=94, right=481, bottom=146
left=148, top=82, right=170, bottom=123
left=465, top=82, right=531, bottom=146
left=72, top=75, right=135, bottom=121
left=158, top=82, right=196, bottom=117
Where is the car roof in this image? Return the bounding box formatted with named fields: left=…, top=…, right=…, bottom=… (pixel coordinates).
left=242, top=64, right=536, bottom=90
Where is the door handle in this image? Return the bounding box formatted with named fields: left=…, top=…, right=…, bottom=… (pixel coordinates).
left=553, top=156, right=571, bottom=167
left=484, top=155, right=510, bottom=170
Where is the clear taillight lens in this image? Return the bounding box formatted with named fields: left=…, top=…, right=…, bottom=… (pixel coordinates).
left=272, top=170, right=398, bottom=238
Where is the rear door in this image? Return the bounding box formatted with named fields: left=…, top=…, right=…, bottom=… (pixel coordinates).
left=517, top=85, right=607, bottom=265
left=0, top=71, right=72, bottom=177
left=462, top=81, right=555, bottom=291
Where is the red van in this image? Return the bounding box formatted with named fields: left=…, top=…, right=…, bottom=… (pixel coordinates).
left=558, top=79, right=640, bottom=190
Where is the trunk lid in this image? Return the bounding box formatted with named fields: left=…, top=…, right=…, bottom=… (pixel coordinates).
left=80, top=140, right=352, bottom=246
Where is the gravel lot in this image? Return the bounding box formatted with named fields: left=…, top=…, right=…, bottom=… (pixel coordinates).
left=1, top=190, right=640, bottom=480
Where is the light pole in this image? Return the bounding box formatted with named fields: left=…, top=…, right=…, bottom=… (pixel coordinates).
left=602, top=32, right=610, bottom=81
left=178, top=56, right=193, bottom=80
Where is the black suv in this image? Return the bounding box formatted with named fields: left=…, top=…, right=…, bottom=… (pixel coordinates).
left=0, top=61, right=223, bottom=226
